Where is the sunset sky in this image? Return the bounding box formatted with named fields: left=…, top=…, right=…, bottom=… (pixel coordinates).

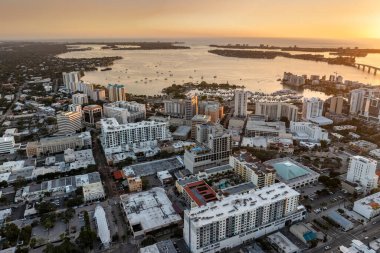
left=1, top=0, right=380, bottom=40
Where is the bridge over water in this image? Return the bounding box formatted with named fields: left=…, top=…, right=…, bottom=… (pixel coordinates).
left=354, top=63, right=380, bottom=75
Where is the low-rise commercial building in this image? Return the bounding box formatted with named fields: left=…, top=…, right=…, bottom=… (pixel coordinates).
left=349, top=140, right=378, bottom=153
left=290, top=121, right=329, bottom=142
left=264, top=158, right=320, bottom=189
left=245, top=120, right=286, bottom=137
left=83, top=182, right=106, bottom=202
left=120, top=187, right=182, bottom=238
left=267, top=232, right=300, bottom=253
left=353, top=191, right=380, bottom=219
left=182, top=180, right=218, bottom=208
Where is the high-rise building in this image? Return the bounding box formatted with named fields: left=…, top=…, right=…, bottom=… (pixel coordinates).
left=68, top=104, right=82, bottom=113
left=57, top=111, right=82, bottom=134
left=191, top=115, right=211, bottom=139
left=349, top=88, right=367, bottom=115
left=302, top=97, right=324, bottom=120
left=72, top=93, right=89, bottom=105
left=62, top=72, right=80, bottom=93
left=163, top=96, right=198, bottom=120
left=83, top=105, right=103, bottom=127
left=347, top=156, right=378, bottom=193
left=255, top=102, right=298, bottom=122
left=77, top=81, right=94, bottom=97
left=230, top=150, right=276, bottom=188
left=198, top=101, right=224, bottom=123
left=349, top=88, right=380, bottom=123
left=107, top=84, right=126, bottom=102
left=103, top=101, right=146, bottom=124
left=184, top=123, right=232, bottom=173
left=100, top=118, right=171, bottom=154
left=329, top=96, right=344, bottom=115
left=91, top=89, right=106, bottom=102
left=183, top=183, right=306, bottom=253
left=234, top=90, right=248, bottom=117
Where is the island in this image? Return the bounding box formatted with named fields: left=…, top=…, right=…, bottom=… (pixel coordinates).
left=208, top=49, right=355, bottom=66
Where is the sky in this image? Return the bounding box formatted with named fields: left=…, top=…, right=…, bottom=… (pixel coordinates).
left=1, top=0, right=380, bottom=40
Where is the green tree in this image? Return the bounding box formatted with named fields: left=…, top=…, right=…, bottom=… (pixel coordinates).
left=1, top=223, right=20, bottom=246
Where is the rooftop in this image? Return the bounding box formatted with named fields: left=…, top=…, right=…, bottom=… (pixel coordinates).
left=186, top=183, right=300, bottom=226
left=268, top=232, right=300, bottom=253
left=354, top=191, right=380, bottom=212
left=265, top=158, right=319, bottom=183
left=120, top=188, right=181, bottom=233
left=123, top=156, right=183, bottom=177
left=183, top=180, right=218, bottom=206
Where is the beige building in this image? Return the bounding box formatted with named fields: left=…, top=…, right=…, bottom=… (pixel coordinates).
left=329, top=96, right=344, bottom=115
left=230, top=150, right=276, bottom=188
left=57, top=111, right=82, bottom=134
left=26, top=132, right=91, bottom=157
left=191, top=114, right=211, bottom=139
left=83, top=182, right=106, bottom=202
left=127, top=177, right=142, bottom=192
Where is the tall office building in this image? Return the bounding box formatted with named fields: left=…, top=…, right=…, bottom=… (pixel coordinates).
left=230, top=150, right=276, bottom=188
left=107, top=84, right=126, bottom=102
left=62, top=72, right=80, bottom=93
left=329, top=96, right=344, bottom=115
left=184, top=183, right=306, bottom=253
left=185, top=123, right=232, bottom=173
left=255, top=102, right=298, bottom=122
left=103, top=101, right=146, bottom=124
left=83, top=105, right=103, bottom=127
left=347, top=156, right=379, bottom=193
left=234, top=90, right=248, bottom=117
left=164, top=96, right=198, bottom=120
left=302, top=97, right=324, bottom=120
left=57, top=111, right=82, bottom=134
left=100, top=118, right=171, bottom=154
left=72, top=93, right=89, bottom=105
left=198, top=101, right=224, bottom=123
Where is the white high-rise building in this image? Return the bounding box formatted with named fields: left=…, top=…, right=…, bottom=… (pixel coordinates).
left=57, top=111, right=82, bottom=134
left=62, top=72, right=80, bottom=93
left=103, top=101, right=146, bottom=124
left=255, top=102, right=298, bottom=122
left=349, top=88, right=366, bottom=115
left=68, top=104, right=82, bottom=113
left=302, top=97, right=324, bottom=120
left=72, top=93, right=89, bottom=105
left=100, top=118, right=171, bottom=154
left=91, top=89, right=106, bottom=102
left=347, top=156, right=378, bottom=193
left=184, top=183, right=306, bottom=253
left=77, top=81, right=94, bottom=97
left=0, top=137, right=15, bottom=154
left=107, top=84, right=126, bottom=102
left=234, top=90, right=248, bottom=117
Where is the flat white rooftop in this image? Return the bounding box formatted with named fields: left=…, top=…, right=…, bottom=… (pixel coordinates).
left=186, top=183, right=299, bottom=227
left=120, top=187, right=181, bottom=234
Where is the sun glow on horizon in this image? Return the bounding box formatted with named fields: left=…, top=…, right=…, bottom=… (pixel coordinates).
left=1, top=0, right=380, bottom=41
